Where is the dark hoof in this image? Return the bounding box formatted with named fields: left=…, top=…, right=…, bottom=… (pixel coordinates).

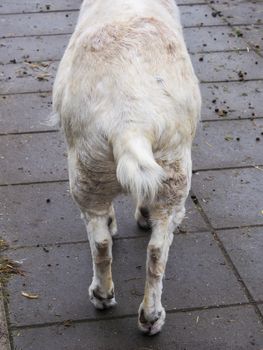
left=89, top=286, right=117, bottom=310
left=138, top=305, right=166, bottom=335
left=137, top=207, right=151, bottom=231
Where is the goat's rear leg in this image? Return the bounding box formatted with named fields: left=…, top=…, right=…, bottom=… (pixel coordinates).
left=82, top=210, right=117, bottom=309
left=69, top=155, right=119, bottom=310
left=138, top=211, right=174, bottom=335
left=138, top=159, right=190, bottom=335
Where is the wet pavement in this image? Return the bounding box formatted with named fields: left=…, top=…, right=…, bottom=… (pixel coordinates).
left=0, top=0, right=263, bottom=349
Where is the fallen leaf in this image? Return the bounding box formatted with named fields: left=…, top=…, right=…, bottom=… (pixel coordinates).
left=36, top=73, right=50, bottom=81
left=25, top=61, right=50, bottom=70
left=63, top=320, right=73, bottom=327
left=21, top=291, right=39, bottom=299
left=224, top=135, right=233, bottom=141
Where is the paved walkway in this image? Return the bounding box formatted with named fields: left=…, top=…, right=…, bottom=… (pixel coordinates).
left=1, top=0, right=263, bottom=349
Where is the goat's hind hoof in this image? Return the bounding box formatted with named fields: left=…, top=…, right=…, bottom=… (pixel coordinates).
left=136, top=207, right=152, bottom=231
left=137, top=218, right=151, bottom=231
left=89, top=286, right=117, bottom=310
left=138, top=305, right=166, bottom=336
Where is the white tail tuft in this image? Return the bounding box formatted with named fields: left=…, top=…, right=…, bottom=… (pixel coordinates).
left=114, top=135, right=165, bottom=202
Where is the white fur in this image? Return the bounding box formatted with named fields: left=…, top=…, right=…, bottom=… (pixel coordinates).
left=53, top=0, right=201, bottom=335
left=114, top=133, right=165, bottom=201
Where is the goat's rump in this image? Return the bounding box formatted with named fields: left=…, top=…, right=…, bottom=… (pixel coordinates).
left=54, top=15, right=199, bottom=140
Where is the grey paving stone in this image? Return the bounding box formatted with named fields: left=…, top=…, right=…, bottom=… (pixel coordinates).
left=0, top=35, right=70, bottom=65
left=191, top=50, right=263, bottom=82
left=233, top=24, right=263, bottom=51
left=201, top=80, right=263, bottom=120
left=11, top=306, right=263, bottom=350
left=193, top=119, right=263, bottom=170
left=179, top=4, right=225, bottom=27
left=213, top=2, right=263, bottom=26
left=0, top=61, right=58, bottom=94
left=0, top=184, right=207, bottom=247
left=0, top=12, right=78, bottom=38
left=184, top=26, right=247, bottom=53
left=0, top=132, right=68, bottom=184
left=0, top=92, right=55, bottom=134
left=218, top=227, right=263, bottom=302
left=0, top=182, right=85, bottom=247
left=177, top=196, right=208, bottom=233
left=0, top=5, right=224, bottom=39
left=0, top=0, right=81, bottom=14
left=5, top=232, right=246, bottom=326
left=192, top=168, right=263, bottom=229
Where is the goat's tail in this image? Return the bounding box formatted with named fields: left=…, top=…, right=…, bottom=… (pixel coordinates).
left=113, top=133, right=165, bottom=202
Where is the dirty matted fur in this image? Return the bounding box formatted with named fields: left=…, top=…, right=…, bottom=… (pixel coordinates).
left=53, top=0, right=201, bottom=335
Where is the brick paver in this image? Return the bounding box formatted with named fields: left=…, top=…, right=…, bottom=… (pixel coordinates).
left=218, top=227, right=263, bottom=301
left=192, top=168, right=263, bottom=228
left=11, top=306, right=263, bottom=350
left=1, top=1, right=263, bottom=349
left=0, top=93, right=54, bottom=133
left=200, top=81, right=263, bottom=121
left=193, top=119, right=263, bottom=170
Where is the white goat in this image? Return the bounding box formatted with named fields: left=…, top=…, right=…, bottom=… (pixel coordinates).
left=53, top=0, right=201, bottom=335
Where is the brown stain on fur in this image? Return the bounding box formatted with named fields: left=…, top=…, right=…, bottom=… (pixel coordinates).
left=166, top=42, right=176, bottom=55
left=148, top=244, right=164, bottom=278
left=83, top=16, right=181, bottom=59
